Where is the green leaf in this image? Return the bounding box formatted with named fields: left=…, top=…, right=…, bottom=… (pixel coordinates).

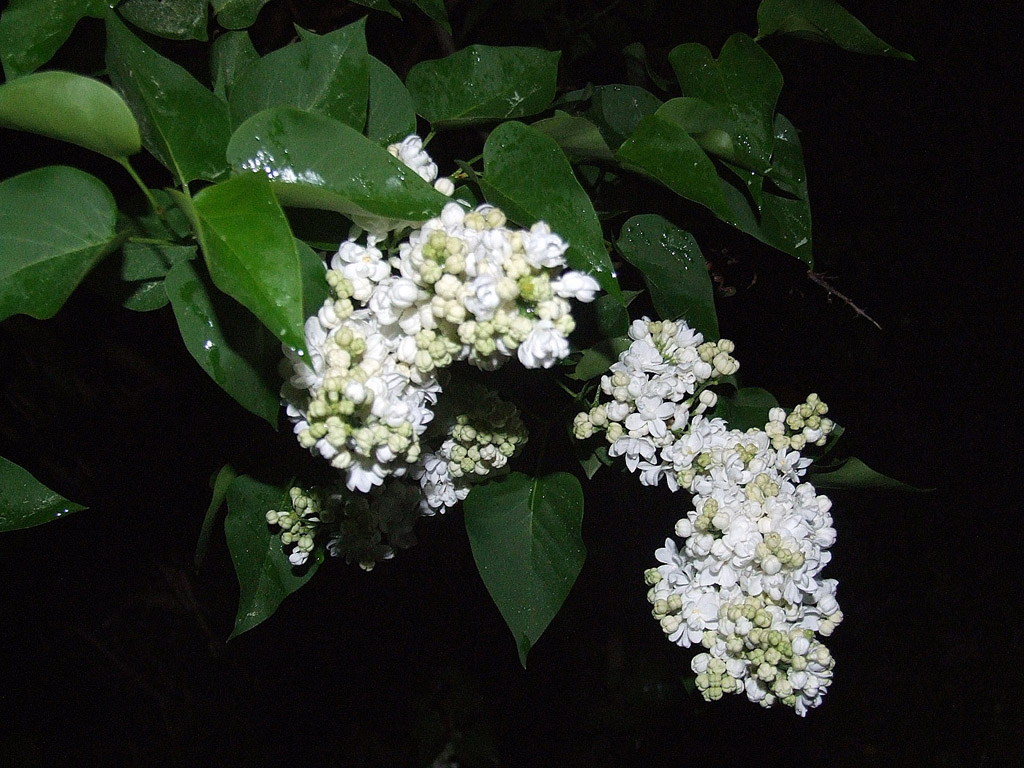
left=229, top=19, right=369, bottom=131
left=195, top=463, right=237, bottom=571
left=106, top=12, right=231, bottom=184
left=616, top=214, right=718, bottom=340
left=810, top=456, right=928, bottom=491
left=121, top=242, right=196, bottom=281
left=410, top=0, right=451, bottom=33
left=227, top=107, right=449, bottom=221
left=583, top=84, right=662, bottom=150
left=406, top=45, right=559, bottom=128
left=572, top=336, right=630, bottom=380
left=480, top=121, right=621, bottom=301
left=165, top=258, right=283, bottom=426
left=0, top=456, right=86, bottom=531
left=714, top=387, right=778, bottom=431
left=210, top=0, right=270, bottom=29
left=0, top=166, right=120, bottom=322
left=531, top=111, right=614, bottom=164
left=349, top=0, right=401, bottom=18
left=86, top=241, right=195, bottom=312
left=464, top=471, right=586, bottom=667
left=721, top=113, right=813, bottom=267
left=622, top=42, right=673, bottom=92
left=190, top=173, right=307, bottom=353
left=0, top=0, right=106, bottom=80
left=118, top=0, right=209, bottom=41
left=225, top=475, right=320, bottom=639
left=0, top=70, right=142, bottom=160
left=617, top=114, right=733, bottom=222
left=757, top=0, right=913, bottom=59
left=296, top=238, right=330, bottom=320
left=366, top=56, right=417, bottom=144
left=211, top=30, right=258, bottom=100
left=668, top=34, right=782, bottom=173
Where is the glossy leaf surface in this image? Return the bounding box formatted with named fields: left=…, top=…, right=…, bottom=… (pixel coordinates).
left=481, top=121, right=621, bottom=300
left=583, top=83, right=662, bottom=150
left=810, top=456, right=926, bottom=491
left=119, top=0, right=209, bottom=41
left=211, top=0, right=271, bottom=29
left=191, top=173, right=307, bottom=354
left=464, top=471, right=585, bottom=667
left=0, top=456, right=86, bottom=532
left=0, top=166, right=119, bottom=322
left=617, top=114, right=733, bottom=222
left=616, top=214, right=718, bottom=339
left=723, top=113, right=813, bottom=266
left=165, top=258, right=282, bottom=426
left=668, top=34, right=782, bottom=173
left=225, top=476, right=320, bottom=639
left=229, top=19, right=369, bottom=131
left=757, top=0, right=913, bottom=59
left=406, top=45, right=559, bottom=127
left=227, top=108, right=449, bottom=221
left=366, top=56, right=416, bottom=144
left=106, top=12, right=231, bottom=183
left=0, top=0, right=105, bottom=79
left=0, top=70, right=141, bottom=159
left=211, top=31, right=258, bottom=100
left=531, top=111, right=614, bottom=164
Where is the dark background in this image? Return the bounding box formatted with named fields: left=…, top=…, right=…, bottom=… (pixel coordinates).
left=1, top=1, right=1019, bottom=765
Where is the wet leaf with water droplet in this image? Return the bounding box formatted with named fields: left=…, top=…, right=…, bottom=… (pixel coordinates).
left=0, top=0, right=106, bottom=79
left=106, top=12, right=230, bottom=184
left=210, top=0, right=271, bottom=29
left=668, top=34, right=782, bottom=173
left=406, top=45, right=559, bottom=128
left=225, top=475, right=321, bottom=639
left=229, top=19, right=368, bottom=131
left=616, top=214, right=719, bottom=339
left=366, top=56, right=416, bottom=144
left=0, top=456, right=86, bottom=532
left=191, top=173, right=307, bottom=354
left=0, top=166, right=120, bottom=322
left=480, top=121, right=621, bottom=301
left=165, top=258, right=282, bottom=427
left=119, top=0, right=209, bottom=42
left=227, top=107, right=448, bottom=221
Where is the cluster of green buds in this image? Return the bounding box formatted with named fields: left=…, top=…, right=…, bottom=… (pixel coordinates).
left=765, top=393, right=836, bottom=451
left=445, top=395, right=528, bottom=481
left=266, top=486, right=336, bottom=566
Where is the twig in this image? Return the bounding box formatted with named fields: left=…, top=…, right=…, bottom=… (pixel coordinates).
left=806, top=271, right=882, bottom=330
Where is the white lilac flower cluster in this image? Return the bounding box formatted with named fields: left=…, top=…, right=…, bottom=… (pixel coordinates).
left=574, top=317, right=842, bottom=715
left=417, top=390, right=528, bottom=515
left=265, top=486, right=336, bottom=566
left=282, top=135, right=599, bottom=496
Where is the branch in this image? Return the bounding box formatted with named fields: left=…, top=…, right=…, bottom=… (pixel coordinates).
left=806, top=271, right=882, bottom=330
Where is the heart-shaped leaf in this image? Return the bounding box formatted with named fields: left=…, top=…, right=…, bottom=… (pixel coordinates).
left=0, top=166, right=120, bottom=322
left=165, top=258, right=282, bottom=426
left=464, top=471, right=586, bottom=667
left=227, top=107, right=449, bottom=221
left=582, top=83, right=663, bottom=150
left=189, top=173, right=307, bottom=354
left=406, top=45, right=559, bottom=128
left=106, top=11, right=231, bottom=184
left=531, top=111, right=614, bottom=164
left=0, top=0, right=106, bottom=79
left=225, top=476, right=321, bottom=639
left=757, top=0, right=913, bottom=60
left=229, top=19, right=369, bottom=131
left=616, top=214, right=719, bottom=339
left=668, top=34, right=782, bottom=173
left=0, top=70, right=141, bottom=159
left=0, top=456, right=86, bottom=532
left=480, top=121, right=621, bottom=301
